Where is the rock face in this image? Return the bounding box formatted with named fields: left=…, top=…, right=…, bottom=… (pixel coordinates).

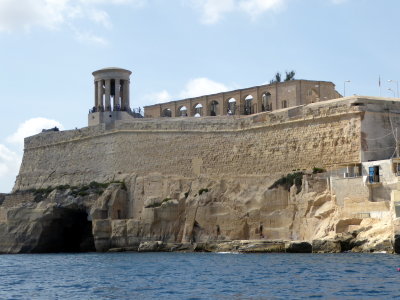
left=0, top=191, right=96, bottom=253
left=0, top=174, right=396, bottom=253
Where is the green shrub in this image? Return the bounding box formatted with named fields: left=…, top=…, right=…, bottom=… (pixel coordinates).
left=32, top=186, right=55, bottom=202
left=312, top=167, right=326, bottom=174
left=198, top=188, right=209, bottom=195
left=120, top=181, right=127, bottom=190
left=55, top=185, right=70, bottom=190
left=269, top=172, right=304, bottom=193
left=89, top=181, right=109, bottom=189
left=79, top=185, right=89, bottom=192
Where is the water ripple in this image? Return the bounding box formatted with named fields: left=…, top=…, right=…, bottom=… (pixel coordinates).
left=1, top=253, right=400, bottom=299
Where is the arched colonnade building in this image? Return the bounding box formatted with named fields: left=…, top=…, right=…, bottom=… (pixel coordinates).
left=144, top=80, right=341, bottom=118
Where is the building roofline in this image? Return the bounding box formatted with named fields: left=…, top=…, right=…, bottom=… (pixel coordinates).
left=92, top=67, right=132, bottom=76
left=144, top=79, right=336, bottom=108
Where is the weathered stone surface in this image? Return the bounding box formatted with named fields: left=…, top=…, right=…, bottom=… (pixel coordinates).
left=285, top=241, right=312, bottom=253
left=312, top=240, right=341, bottom=253
left=138, top=241, right=164, bottom=252
left=14, top=98, right=365, bottom=193
left=0, top=201, right=95, bottom=253
left=394, top=235, right=400, bottom=254
left=0, top=173, right=397, bottom=254
left=195, top=240, right=286, bottom=253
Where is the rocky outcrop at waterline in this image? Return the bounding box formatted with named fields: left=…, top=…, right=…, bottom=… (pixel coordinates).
left=0, top=173, right=396, bottom=254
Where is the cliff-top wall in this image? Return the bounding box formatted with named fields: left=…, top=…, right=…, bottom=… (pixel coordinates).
left=13, top=98, right=363, bottom=192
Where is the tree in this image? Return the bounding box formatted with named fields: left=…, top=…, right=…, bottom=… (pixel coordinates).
left=284, top=70, right=296, bottom=81
left=270, top=72, right=282, bottom=84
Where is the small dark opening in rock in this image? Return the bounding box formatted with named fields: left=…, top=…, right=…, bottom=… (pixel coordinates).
left=32, top=208, right=95, bottom=253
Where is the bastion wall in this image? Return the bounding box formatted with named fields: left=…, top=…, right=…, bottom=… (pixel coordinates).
left=13, top=98, right=363, bottom=192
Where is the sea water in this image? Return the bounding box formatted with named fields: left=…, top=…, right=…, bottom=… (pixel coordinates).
left=0, top=252, right=400, bottom=299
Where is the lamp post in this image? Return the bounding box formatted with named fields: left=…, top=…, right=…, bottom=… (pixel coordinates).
left=388, top=88, right=396, bottom=97
left=388, top=80, right=399, bottom=98
left=344, top=80, right=351, bottom=97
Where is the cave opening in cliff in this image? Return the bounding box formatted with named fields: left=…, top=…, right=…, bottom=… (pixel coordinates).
left=32, top=208, right=95, bottom=253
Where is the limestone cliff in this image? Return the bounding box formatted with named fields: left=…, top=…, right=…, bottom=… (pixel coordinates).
left=0, top=174, right=394, bottom=253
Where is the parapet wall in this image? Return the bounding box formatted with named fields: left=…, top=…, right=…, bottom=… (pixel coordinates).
left=14, top=98, right=363, bottom=192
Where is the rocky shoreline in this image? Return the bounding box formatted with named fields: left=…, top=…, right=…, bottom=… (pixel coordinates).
left=0, top=174, right=398, bottom=255
left=107, top=238, right=394, bottom=254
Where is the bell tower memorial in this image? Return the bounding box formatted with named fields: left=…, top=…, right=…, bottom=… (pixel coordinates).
left=89, top=67, right=133, bottom=126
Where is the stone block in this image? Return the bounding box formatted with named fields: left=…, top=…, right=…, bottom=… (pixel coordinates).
left=285, top=241, right=312, bottom=253
left=312, top=239, right=341, bottom=253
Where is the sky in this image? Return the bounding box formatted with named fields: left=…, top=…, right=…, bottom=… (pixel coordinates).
left=1, top=0, right=400, bottom=192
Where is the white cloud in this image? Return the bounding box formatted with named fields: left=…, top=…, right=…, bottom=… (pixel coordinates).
left=79, top=0, right=145, bottom=5
left=239, top=0, right=285, bottom=18
left=189, top=0, right=235, bottom=24
left=89, top=9, right=112, bottom=28
left=0, top=144, right=20, bottom=179
left=144, top=78, right=231, bottom=105
left=187, top=0, right=286, bottom=24
left=188, top=0, right=349, bottom=24
left=74, top=29, right=109, bottom=45
left=179, top=78, right=231, bottom=98
left=0, top=0, right=70, bottom=32
left=0, top=0, right=145, bottom=43
left=144, top=90, right=173, bottom=104
left=7, top=118, right=64, bottom=146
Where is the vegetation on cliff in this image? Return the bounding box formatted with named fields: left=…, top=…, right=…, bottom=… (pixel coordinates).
left=269, top=172, right=304, bottom=192
left=28, top=181, right=126, bottom=202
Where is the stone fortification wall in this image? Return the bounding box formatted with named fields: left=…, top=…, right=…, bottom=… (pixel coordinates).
left=14, top=99, right=362, bottom=192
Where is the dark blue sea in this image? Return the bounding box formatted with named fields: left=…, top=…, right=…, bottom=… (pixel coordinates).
left=1, top=252, right=400, bottom=299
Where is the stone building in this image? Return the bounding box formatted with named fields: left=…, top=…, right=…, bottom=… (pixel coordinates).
left=144, top=80, right=341, bottom=118
left=4, top=67, right=400, bottom=254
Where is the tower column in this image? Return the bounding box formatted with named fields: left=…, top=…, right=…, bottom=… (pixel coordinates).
left=114, top=79, right=120, bottom=110
left=97, top=80, right=104, bottom=110
left=122, top=80, right=130, bottom=110
left=94, top=81, right=98, bottom=109
left=105, top=79, right=111, bottom=111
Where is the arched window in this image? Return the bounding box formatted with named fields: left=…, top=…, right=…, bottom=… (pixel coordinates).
left=244, top=95, right=253, bottom=115
left=210, top=100, right=219, bottom=116
left=162, top=108, right=172, bottom=117
left=194, top=103, right=203, bottom=116
left=227, top=98, right=236, bottom=115
left=179, top=106, right=188, bottom=117
left=262, top=92, right=272, bottom=111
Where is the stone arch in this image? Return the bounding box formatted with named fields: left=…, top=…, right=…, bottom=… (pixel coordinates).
left=227, top=98, right=237, bottom=115
left=162, top=108, right=172, bottom=117
left=262, top=92, right=272, bottom=111
left=193, top=103, right=203, bottom=116
left=243, top=95, right=254, bottom=115
left=178, top=105, right=188, bottom=117
left=210, top=100, right=219, bottom=116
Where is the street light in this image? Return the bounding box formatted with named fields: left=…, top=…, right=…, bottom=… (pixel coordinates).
left=344, top=80, right=351, bottom=97
left=388, top=88, right=395, bottom=97
left=388, top=80, right=399, bottom=98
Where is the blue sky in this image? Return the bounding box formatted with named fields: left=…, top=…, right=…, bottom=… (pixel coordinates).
left=1, top=0, right=400, bottom=192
